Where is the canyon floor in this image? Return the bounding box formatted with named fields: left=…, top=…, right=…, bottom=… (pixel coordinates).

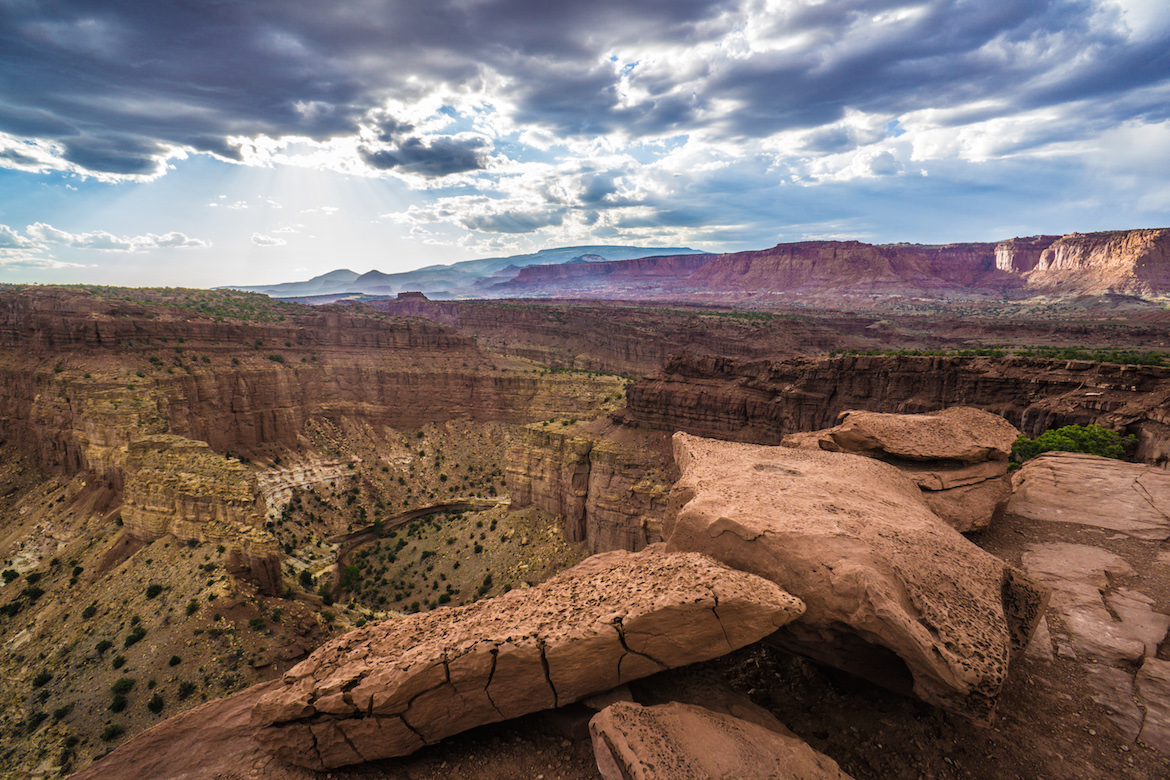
left=2, top=285, right=1169, bottom=779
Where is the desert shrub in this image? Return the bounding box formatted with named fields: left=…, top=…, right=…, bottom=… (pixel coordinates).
left=186, top=599, right=198, bottom=616
left=248, top=617, right=266, bottom=631
left=81, top=603, right=97, bottom=619
left=96, top=639, right=112, bottom=654
left=1011, top=424, right=1137, bottom=466
left=111, top=654, right=126, bottom=669
left=317, top=582, right=335, bottom=606
left=109, top=694, right=127, bottom=712
left=147, top=693, right=164, bottom=713
left=52, top=704, right=72, bottom=721
left=25, top=711, right=47, bottom=731
left=339, top=565, right=360, bottom=591
left=100, top=724, right=124, bottom=741
left=299, top=569, right=314, bottom=588
left=124, top=625, right=147, bottom=648
left=32, top=670, right=52, bottom=687
left=145, top=583, right=163, bottom=599
left=168, top=655, right=181, bottom=666
left=178, top=681, right=197, bottom=700
left=2, top=569, right=17, bottom=584
left=111, top=677, right=135, bottom=695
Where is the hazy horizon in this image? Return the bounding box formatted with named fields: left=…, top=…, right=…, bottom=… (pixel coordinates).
left=2, top=1, right=1169, bottom=288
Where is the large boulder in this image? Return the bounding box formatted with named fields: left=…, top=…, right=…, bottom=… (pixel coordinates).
left=665, top=432, right=1047, bottom=723
left=252, top=546, right=804, bottom=770
left=1008, top=451, right=1170, bottom=540
left=590, top=701, right=853, bottom=780
left=781, top=407, right=1019, bottom=531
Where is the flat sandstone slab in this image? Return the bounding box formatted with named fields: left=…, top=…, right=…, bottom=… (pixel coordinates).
left=1008, top=451, right=1170, bottom=540
left=666, top=432, right=1047, bottom=723
left=590, top=701, right=854, bottom=780
left=252, top=546, right=804, bottom=770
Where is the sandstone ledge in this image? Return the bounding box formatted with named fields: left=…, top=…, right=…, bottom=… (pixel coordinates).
left=251, top=546, right=804, bottom=769
left=665, top=433, right=1047, bottom=723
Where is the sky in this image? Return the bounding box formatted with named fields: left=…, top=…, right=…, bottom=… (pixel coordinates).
left=1, top=0, right=1169, bottom=288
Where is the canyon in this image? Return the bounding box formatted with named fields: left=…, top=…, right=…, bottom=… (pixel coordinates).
left=0, top=281, right=1169, bottom=779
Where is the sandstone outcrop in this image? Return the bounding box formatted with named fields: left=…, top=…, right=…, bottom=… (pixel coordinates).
left=665, top=433, right=1047, bottom=723
left=251, top=546, right=805, bottom=769
left=1008, top=451, right=1170, bottom=540
left=122, top=434, right=282, bottom=593
left=627, top=353, right=1170, bottom=465
left=505, top=422, right=671, bottom=553
left=589, top=701, right=853, bottom=780
left=1023, top=229, right=1170, bottom=295
left=782, top=407, right=1019, bottom=531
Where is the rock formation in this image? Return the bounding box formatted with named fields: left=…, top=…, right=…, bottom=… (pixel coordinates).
left=627, top=353, right=1170, bottom=465
left=251, top=546, right=805, bottom=769
left=1008, top=451, right=1170, bottom=540
left=665, top=433, right=1047, bottom=723
left=589, top=701, right=854, bottom=780
left=782, top=407, right=1019, bottom=531
left=122, top=434, right=282, bottom=593
left=1022, top=229, right=1170, bottom=295
left=505, top=422, right=671, bottom=552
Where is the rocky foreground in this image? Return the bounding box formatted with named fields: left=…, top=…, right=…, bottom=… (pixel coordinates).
left=69, top=405, right=1170, bottom=779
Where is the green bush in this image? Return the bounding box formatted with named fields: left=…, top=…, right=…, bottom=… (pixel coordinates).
left=32, top=670, right=52, bottom=688
left=145, top=583, right=163, bottom=599
left=111, top=677, right=135, bottom=695
left=96, top=639, right=113, bottom=654
left=124, top=625, right=147, bottom=648
left=1011, top=424, right=1137, bottom=465
left=81, top=604, right=97, bottom=619
left=147, top=693, right=164, bottom=713
left=100, top=724, right=124, bottom=741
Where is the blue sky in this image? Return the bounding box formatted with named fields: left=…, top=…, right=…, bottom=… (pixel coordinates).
left=1, top=0, right=1169, bottom=287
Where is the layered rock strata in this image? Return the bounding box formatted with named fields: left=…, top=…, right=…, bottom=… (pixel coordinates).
left=251, top=546, right=805, bottom=769
left=627, top=353, right=1170, bottom=465
left=782, top=407, right=1019, bottom=531
left=506, top=423, right=671, bottom=553
left=1023, top=229, right=1170, bottom=295
left=589, top=701, right=854, bottom=780
left=665, top=433, right=1048, bottom=723
left=122, top=434, right=282, bottom=593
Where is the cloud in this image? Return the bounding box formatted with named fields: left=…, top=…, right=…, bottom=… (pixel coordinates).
left=25, top=222, right=209, bottom=251
left=251, top=232, right=287, bottom=246
left=0, top=1, right=1167, bottom=247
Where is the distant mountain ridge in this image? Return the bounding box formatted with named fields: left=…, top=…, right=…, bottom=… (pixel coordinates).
left=225, top=245, right=707, bottom=299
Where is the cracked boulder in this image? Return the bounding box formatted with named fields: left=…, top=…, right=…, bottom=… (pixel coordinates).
left=1008, top=451, right=1170, bottom=540
left=251, top=546, right=804, bottom=770
left=590, top=701, right=854, bottom=780
left=665, top=432, right=1047, bottom=724
left=781, top=407, right=1019, bottom=531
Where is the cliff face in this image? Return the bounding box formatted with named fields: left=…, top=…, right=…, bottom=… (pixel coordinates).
left=626, top=354, right=1170, bottom=466
left=121, top=435, right=282, bottom=593
left=995, top=236, right=1061, bottom=273
left=683, top=241, right=1010, bottom=292
left=447, top=229, right=1170, bottom=300
left=1023, top=229, right=1170, bottom=294
left=505, top=422, right=671, bottom=553
left=0, top=289, right=623, bottom=478
left=374, top=298, right=851, bottom=376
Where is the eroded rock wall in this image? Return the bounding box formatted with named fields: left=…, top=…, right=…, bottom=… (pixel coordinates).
left=505, top=423, right=671, bottom=553
left=1025, top=229, right=1170, bottom=294
left=626, top=353, right=1170, bottom=465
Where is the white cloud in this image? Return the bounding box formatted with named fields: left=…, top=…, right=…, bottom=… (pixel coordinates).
left=251, top=232, right=286, bottom=246
left=25, top=222, right=209, bottom=251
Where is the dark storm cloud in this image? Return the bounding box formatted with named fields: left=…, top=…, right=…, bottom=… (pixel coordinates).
left=0, top=0, right=1167, bottom=177
left=359, top=136, right=490, bottom=177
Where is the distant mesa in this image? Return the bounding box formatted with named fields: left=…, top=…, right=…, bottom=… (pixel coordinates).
left=222, top=228, right=1170, bottom=303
